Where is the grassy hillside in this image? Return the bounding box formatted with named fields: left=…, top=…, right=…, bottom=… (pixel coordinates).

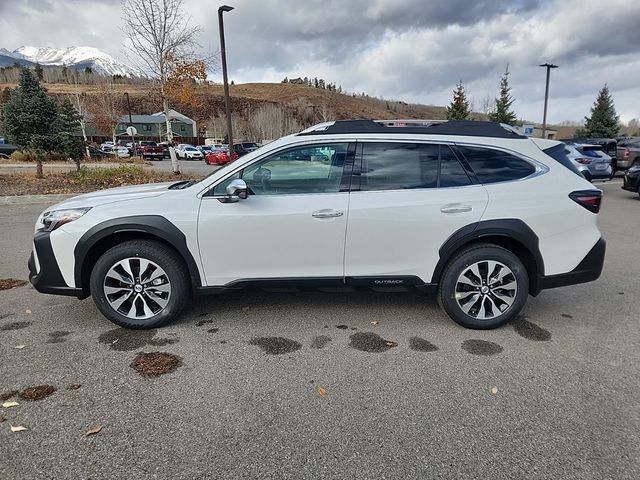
left=0, top=81, right=447, bottom=126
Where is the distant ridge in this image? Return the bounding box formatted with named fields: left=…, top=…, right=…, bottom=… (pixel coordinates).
left=0, top=46, right=139, bottom=76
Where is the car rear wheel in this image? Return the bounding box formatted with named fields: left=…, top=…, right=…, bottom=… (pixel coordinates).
left=438, top=243, right=529, bottom=329
left=90, top=240, right=190, bottom=329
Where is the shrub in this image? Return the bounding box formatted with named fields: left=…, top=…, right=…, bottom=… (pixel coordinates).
left=9, top=150, right=69, bottom=162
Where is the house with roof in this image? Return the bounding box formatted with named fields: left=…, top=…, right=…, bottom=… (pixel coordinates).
left=115, top=110, right=197, bottom=140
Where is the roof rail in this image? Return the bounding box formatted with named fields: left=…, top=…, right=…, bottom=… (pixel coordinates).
left=297, top=119, right=526, bottom=139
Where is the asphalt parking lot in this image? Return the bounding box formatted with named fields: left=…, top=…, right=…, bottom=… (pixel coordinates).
left=1, top=181, right=639, bottom=479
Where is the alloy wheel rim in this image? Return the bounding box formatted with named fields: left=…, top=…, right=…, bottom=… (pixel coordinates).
left=103, top=257, right=171, bottom=320
left=454, top=260, right=517, bottom=320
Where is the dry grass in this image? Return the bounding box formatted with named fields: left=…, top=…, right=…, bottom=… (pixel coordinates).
left=0, top=166, right=198, bottom=196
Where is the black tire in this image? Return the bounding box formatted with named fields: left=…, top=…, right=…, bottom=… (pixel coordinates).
left=437, top=243, right=529, bottom=329
left=90, top=240, right=190, bottom=329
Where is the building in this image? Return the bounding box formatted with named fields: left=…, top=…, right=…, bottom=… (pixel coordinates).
left=518, top=124, right=558, bottom=140
left=115, top=110, right=197, bottom=140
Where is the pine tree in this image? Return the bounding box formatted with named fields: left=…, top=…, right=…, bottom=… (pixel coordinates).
left=0, top=68, right=59, bottom=178
left=489, top=66, right=517, bottom=125
left=446, top=81, right=471, bottom=120
left=56, top=98, right=85, bottom=171
left=582, top=84, right=620, bottom=138
left=35, top=63, right=44, bottom=81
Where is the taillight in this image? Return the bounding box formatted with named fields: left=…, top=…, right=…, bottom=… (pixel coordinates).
left=576, top=158, right=590, bottom=164
left=624, top=148, right=630, bottom=160
left=569, top=190, right=602, bottom=214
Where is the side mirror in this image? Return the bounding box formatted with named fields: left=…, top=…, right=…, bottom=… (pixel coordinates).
left=222, top=179, right=248, bottom=203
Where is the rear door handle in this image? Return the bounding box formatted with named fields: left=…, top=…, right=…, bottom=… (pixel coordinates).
left=440, top=204, right=472, bottom=214
left=312, top=209, right=344, bottom=218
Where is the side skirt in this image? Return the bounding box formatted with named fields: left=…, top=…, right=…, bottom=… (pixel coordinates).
left=194, top=276, right=437, bottom=296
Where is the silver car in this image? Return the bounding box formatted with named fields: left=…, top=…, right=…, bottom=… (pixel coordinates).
left=564, top=143, right=612, bottom=181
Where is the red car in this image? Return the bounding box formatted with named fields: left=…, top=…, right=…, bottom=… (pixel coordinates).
left=205, top=149, right=239, bottom=166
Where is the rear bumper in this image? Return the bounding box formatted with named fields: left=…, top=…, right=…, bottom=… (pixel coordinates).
left=616, top=159, right=632, bottom=170
left=534, top=238, right=605, bottom=293
left=28, top=231, right=86, bottom=299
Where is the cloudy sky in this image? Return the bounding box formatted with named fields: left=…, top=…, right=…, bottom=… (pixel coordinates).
left=1, top=0, right=640, bottom=124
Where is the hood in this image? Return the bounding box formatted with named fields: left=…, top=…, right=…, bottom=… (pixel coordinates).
left=48, top=182, right=177, bottom=210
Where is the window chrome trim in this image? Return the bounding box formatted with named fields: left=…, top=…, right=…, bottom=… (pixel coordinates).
left=453, top=141, right=549, bottom=184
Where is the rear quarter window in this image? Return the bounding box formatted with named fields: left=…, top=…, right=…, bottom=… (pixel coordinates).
left=543, top=144, right=582, bottom=176
left=457, top=146, right=536, bottom=184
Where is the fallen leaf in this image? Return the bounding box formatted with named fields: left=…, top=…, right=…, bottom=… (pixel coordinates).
left=318, top=387, right=327, bottom=397
left=0, top=415, right=6, bottom=423
left=85, top=425, right=102, bottom=436
left=11, top=425, right=28, bottom=432
left=371, top=321, right=380, bottom=325
left=25, top=309, right=32, bottom=314
left=491, top=386, right=498, bottom=395
left=112, top=339, right=118, bottom=344
left=14, top=345, right=27, bottom=349
left=67, top=384, right=82, bottom=390
left=2, top=401, right=19, bottom=408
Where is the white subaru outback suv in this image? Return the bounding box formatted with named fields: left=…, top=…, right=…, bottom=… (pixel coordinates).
left=29, top=120, right=605, bottom=330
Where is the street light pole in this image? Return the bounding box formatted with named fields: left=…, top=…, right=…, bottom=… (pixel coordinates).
left=540, top=63, right=558, bottom=139
left=123, top=92, right=137, bottom=157
left=218, top=5, right=234, bottom=157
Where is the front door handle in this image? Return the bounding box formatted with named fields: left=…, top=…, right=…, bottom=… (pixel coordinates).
left=440, top=204, right=472, bottom=214
left=312, top=209, right=344, bottom=218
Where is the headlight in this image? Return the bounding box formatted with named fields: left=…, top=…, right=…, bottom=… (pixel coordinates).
left=39, top=207, right=91, bottom=232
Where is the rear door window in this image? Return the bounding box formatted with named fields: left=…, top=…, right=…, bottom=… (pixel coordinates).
left=360, top=143, right=439, bottom=191
left=457, top=146, right=536, bottom=184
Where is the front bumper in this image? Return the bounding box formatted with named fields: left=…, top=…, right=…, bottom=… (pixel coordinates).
left=534, top=238, right=606, bottom=293
left=28, top=231, right=86, bottom=298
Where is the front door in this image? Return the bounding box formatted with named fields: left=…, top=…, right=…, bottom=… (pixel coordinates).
left=197, top=142, right=354, bottom=286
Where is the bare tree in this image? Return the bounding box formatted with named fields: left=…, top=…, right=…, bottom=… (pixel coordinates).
left=88, top=78, right=124, bottom=151
left=479, top=91, right=495, bottom=119
left=248, top=104, right=302, bottom=143
left=122, top=0, right=201, bottom=173
left=66, top=72, right=91, bottom=159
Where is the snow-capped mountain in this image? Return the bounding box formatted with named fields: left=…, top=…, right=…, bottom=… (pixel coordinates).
left=0, top=46, right=139, bottom=77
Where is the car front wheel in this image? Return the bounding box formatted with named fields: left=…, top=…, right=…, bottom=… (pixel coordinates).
left=438, top=243, right=529, bottom=329
left=90, top=240, right=190, bottom=329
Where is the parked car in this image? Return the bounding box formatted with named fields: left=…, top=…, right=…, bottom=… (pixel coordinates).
left=0, top=136, right=18, bottom=156
left=108, top=146, right=131, bottom=158
left=205, top=148, right=239, bottom=166
left=87, top=146, right=108, bottom=160
left=28, top=119, right=605, bottom=331
left=616, top=141, right=640, bottom=171
left=138, top=141, right=164, bottom=160
left=563, top=143, right=612, bottom=181
left=563, top=138, right=619, bottom=171
left=100, top=141, right=115, bottom=153
left=176, top=145, right=203, bottom=160
left=233, top=142, right=260, bottom=157
left=622, top=163, right=640, bottom=196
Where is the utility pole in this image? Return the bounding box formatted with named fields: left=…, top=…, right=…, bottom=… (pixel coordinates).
left=218, top=5, right=234, bottom=156
left=540, top=63, right=558, bottom=139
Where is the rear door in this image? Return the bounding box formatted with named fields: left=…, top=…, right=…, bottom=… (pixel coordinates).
left=344, top=141, right=488, bottom=284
